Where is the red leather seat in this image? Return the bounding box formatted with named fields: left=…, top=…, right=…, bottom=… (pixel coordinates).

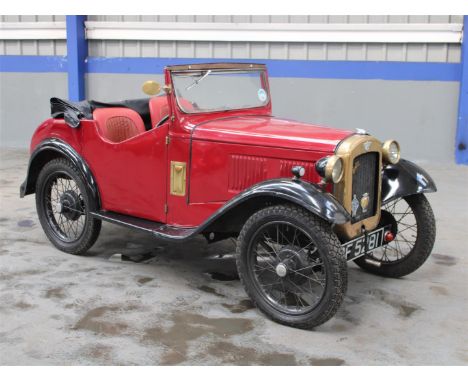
left=93, top=108, right=146, bottom=143
left=149, top=96, right=169, bottom=128
left=149, top=96, right=196, bottom=128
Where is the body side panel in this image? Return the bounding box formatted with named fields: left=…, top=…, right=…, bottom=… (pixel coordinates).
left=189, top=140, right=327, bottom=204
left=92, top=177, right=351, bottom=241
left=165, top=134, right=225, bottom=226
left=80, top=119, right=169, bottom=222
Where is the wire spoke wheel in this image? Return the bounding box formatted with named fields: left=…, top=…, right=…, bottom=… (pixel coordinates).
left=43, top=172, right=87, bottom=243
left=36, top=158, right=101, bottom=255
left=250, top=221, right=326, bottom=314
left=236, top=204, right=347, bottom=329
left=369, top=197, right=417, bottom=264
left=354, top=194, right=436, bottom=278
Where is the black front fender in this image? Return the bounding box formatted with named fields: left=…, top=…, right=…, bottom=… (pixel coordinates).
left=20, top=138, right=101, bottom=210
left=381, top=159, right=437, bottom=204
left=199, top=179, right=351, bottom=233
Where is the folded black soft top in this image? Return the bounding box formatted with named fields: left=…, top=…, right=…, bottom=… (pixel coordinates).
left=50, top=97, right=152, bottom=130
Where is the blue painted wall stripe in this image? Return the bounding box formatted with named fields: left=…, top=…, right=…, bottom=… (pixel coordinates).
left=455, top=16, right=468, bottom=164
left=86, top=57, right=462, bottom=82
left=0, top=55, right=67, bottom=72
left=0, top=55, right=461, bottom=82
left=66, top=16, right=87, bottom=101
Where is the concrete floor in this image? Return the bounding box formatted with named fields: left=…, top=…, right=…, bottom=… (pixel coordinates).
left=0, top=148, right=467, bottom=365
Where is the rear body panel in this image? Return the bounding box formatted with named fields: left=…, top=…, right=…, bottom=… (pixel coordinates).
left=30, top=118, right=82, bottom=155
left=80, top=119, right=169, bottom=223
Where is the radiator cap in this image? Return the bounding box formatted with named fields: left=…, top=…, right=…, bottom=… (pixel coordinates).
left=355, top=128, right=368, bottom=135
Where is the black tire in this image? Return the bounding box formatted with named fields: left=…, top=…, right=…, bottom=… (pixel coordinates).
left=236, top=204, right=347, bottom=329
left=354, top=194, right=435, bottom=278
left=35, top=157, right=101, bottom=255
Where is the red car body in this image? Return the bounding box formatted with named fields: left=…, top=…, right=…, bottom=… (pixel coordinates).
left=28, top=64, right=353, bottom=229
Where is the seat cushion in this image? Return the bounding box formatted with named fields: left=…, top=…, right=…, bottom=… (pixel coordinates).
left=149, top=96, right=198, bottom=127
left=93, top=108, right=146, bottom=143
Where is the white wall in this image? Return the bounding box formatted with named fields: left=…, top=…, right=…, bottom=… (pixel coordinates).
left=87, top=15, right=462, bottom=62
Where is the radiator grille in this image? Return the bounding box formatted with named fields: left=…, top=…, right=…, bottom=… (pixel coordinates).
left=351, top=152, right=379, bottom=223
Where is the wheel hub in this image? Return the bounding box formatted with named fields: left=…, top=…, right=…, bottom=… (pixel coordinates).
left=59, top=190, right=82, bottom=221
left=278, top=246, right=308, bottom=268
left=275, top=263, right=288, bottom=277
left=250, top=221, right=328, bottom=316
left=275, top=246, right=312, bottom=283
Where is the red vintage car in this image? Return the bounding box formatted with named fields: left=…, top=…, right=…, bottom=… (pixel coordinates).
left=21, top=63, right=437, bottom=329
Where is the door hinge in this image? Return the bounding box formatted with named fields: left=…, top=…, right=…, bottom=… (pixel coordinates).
left=164, top=204, right=168, bottom=214
left=165, top=135, right=170, bottom=145
left=170, top=115, right=175, bottom=122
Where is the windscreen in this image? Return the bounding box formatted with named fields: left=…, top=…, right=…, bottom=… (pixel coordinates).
left=171, top=70, right=269, bottom=113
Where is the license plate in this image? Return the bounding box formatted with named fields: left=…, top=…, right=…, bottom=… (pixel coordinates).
left=342, top=226, right=387, bottom=261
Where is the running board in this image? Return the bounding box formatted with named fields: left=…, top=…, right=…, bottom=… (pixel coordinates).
left=90, top=211, right=197, bottom=241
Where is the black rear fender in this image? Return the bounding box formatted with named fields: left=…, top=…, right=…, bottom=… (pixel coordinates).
left=20, top=138, right=100, bottom=210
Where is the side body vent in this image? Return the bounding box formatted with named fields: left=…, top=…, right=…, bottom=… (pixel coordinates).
left=228, top=155, right=268, bottom=192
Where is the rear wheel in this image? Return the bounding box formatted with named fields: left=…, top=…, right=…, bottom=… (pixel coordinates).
left=236, top=204, right=347, bottom=329
left=35, top=158, right=101, bottom=255
left=354, top=194, right=435, bottom=278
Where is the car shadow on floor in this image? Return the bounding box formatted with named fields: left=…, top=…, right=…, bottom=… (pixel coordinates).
left=89, top=222, right=240, bottom=281
left=86, top=221, right=400, bottom=323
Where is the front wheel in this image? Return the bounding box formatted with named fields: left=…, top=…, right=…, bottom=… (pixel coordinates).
left=354, top=194, right=436, bottom=278
left=236, top=204, right=347, bottom=329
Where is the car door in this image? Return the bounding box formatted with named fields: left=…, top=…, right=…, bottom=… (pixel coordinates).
left=82, top=119, right=169, bottom=223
